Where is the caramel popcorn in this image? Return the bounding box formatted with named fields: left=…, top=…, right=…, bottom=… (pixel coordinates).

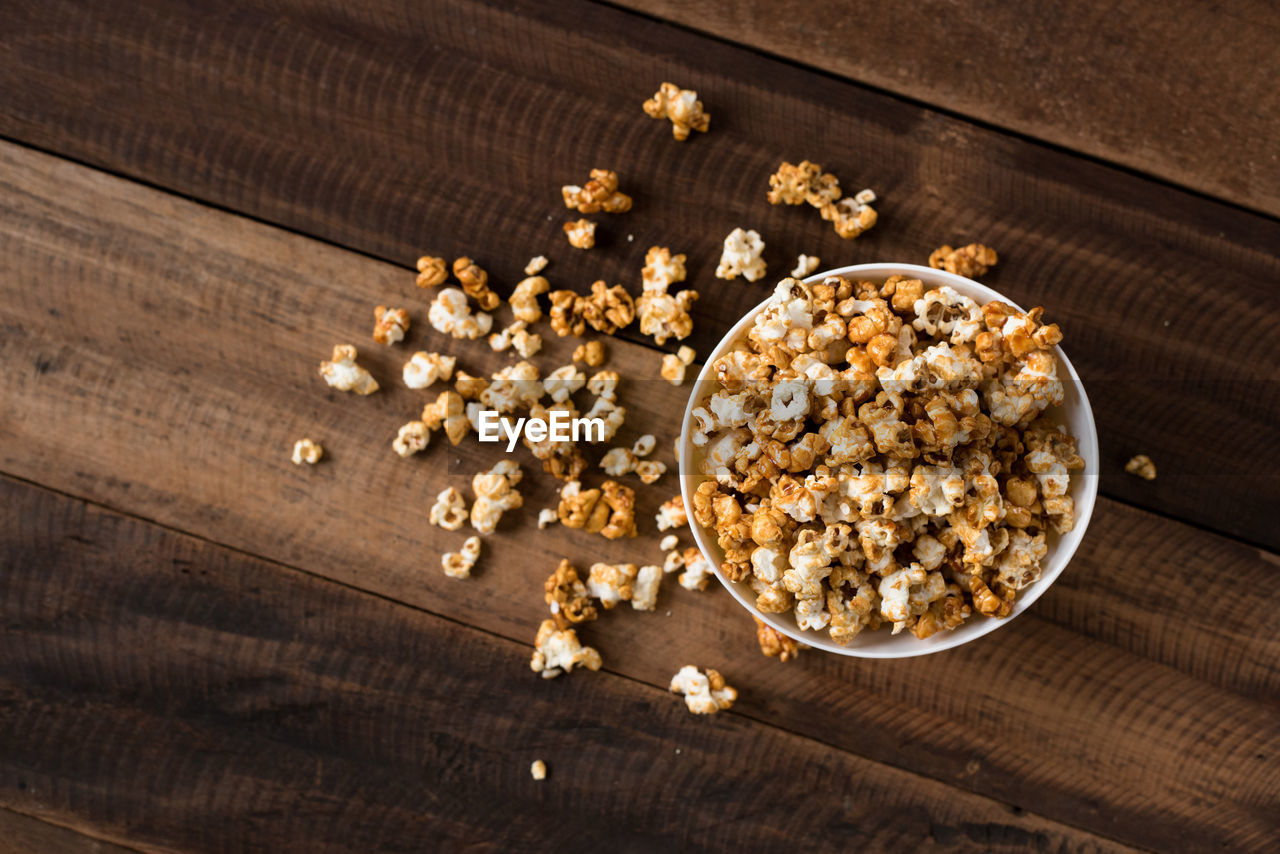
left=600, top=446, right=638, bottom=477
left=545, top=559, right=598, bottom=628
left=422, top=390, right=469, bottom=445
left=556, top=480, right=637, bottom=539
left=524, top=255, right=548, bottom=276
left=428, top=287, right=493, bottom=340
left=402, top=351, right=456, bottom=389
left=392, top=420, right=431, bottom=457
left=688, top=273, right=1084, bottom=644
left=319, top=344, right=379, bottom=395
left=1125, top=454, right=1157, bottom=481
left=442, top=535, right=481, bottom=579
left=415, top=255, right=448, bottom=288
left=429, top=487, right=469, bottom=531
left=452, top=257, right=500, bottom=311
left=767, top=160, right=841, bottom=208
left=587, top=562, right=637, bottom=608
left=641, top=246, right=687, bottom=292
left=715, top=228, right=766, bottom=282
left=753, top=617, right=800, bottom=662
left=453, top=370, right=489, bottom=401
left=791, top=254, right=821, bottom=278
left=642, top=82, right=710, bottom=141
left=511, top=275, right=550, bottom=324
left=548, top=282, right=635, bottom=336
left=291, top=438, right=323, bottom=465
left=471, top=460, right=524, bottom=534
left=573, top=340, right=606, bottom=367
left=531, top=619, right=602, bottom=679
left=655, top=495, right=688, bottom=531
left=820, top=189, right=877, bottom=240
left=661, top=345, right=697, bottom=385
left=530, top=760, right=547, bottom=781
left=372, top=305, right=410, bottom=345
left=561, top=169, right=632, bottom=214
left=489, top=320, right=542, bottom=358
left=679, top=547, right=714, bottom=591
left=636, top=460, right=666, bottom=484
left=929, top=243, right=998, bottom=279
left=669, top=665, right=737, bottom=714
left=564, top=219, right=597, bottom=250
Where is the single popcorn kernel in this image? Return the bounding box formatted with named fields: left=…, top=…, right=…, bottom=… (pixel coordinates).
left=1125, top=454, right=1157, bottom=480
left=660, top=345, right=696, bottom=385
left=530, top=760, right=547, bottom=781
left=716, top=228, right=767, bottom=282
left=641, top=246, right=687, bottom=292
left=642, top=82, right=710, bottom=141
left=319, top=344, right=379, bottom=395
left=452, top=257, right=500, bottom=311
left=635, top=460, right=666, bottom=484
left=572, top=340, right=606, bottom=367
left=660, top=534, right=679, bottom=552
left=545, top=559, right=598, bottom=628
left=767, top=160, right=841, bottom=208
left=754, top=617, right=800, bottom=662
left=669, top=665, right=737, bottom=714
left=422, top=390, right=469, bottom=446
left=402, top=351, right=455, bottom=389
left=372, top=305, right=410, bottom=345
left=441, top=535, right=481, bottom=579
left=471, top=460, right=523, bottom=534
left=428, top=287, right=493, bottom=340
left=564, top=219, right=597, bottom=250
left=791, top=254, right=821, bottom=278
left=587, top=562, right=638, bottom=609
left=415, top=255, right=448, bottom=288
left=429, top=487, right=468, bottom=531
left=561, top=168, right=632, bottom=214
left=929, top=243, right=998, bottom=278
left=820, top=189, right=878, bottom=240
left=524, top=255, right=548, bottom=276
left=392, top=420, right=430, bottom=457
left=291, top=438, right=322, bottom=465
left=530, top=619, right=602, bottom=678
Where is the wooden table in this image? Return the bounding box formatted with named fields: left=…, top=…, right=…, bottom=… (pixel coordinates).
left=2, top=1, right=1277, bottom=851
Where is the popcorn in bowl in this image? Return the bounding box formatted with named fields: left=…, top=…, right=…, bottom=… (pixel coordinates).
left=679, top=263, right=1097, bottom=657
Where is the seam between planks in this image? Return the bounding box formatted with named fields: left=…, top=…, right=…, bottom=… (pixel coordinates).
left=0, top=805, right=153, bottom=854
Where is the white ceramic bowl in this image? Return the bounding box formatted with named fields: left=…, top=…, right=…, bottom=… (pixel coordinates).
left=679, top=263, right=1099, bottom=658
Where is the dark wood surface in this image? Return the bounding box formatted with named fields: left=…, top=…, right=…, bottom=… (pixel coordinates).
left=0, top=0, right=1277, bottom=851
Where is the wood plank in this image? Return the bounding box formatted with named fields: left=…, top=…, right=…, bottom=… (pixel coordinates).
left=612, top=0, right=1280, bottom=216
left=0, top=807, right=141, bottom=854
left=0, top=476, right=1142, bottom=854
left=2, top=0, right=1278, bottom=546
left=1, top=143, right=1277, bottom=852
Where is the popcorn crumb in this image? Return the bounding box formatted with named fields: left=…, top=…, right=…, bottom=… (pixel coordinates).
left=415, top=255, right=448, bottom=288
left=929, top=243, right=998, bottom=279
left=441, top=535, right=481, bottom=579
left=669, top=665, right=737, bottom=714
left=428, top=288, right=493, bottom=340
left=791, top=254, right=821, bottom=278
left=715, top=228, right=766, bottom=282
left=319, top=344, right=379, bottom=395
left=531, top=619, right=602, bottom=678
left=530, top=760, right=547, bottom=781
left=403, top=351, right=456, bottom=389
left=572, top=340, right=606, bottom=367
left=429, top=487, right=468, bottom=530
left=524, top=255, right=548, bottom=276
left=564, top=219, right=597, bottom=250
left=754, top=616, right=800, bottom=662
left=1125, top=454, right=1157, bottom=480
left=660, top=534, right=679, bottom=552
left=452, top=257, right=500, bottom=311
left=291, top=438, right=322, bottom=465
left=642, top=82, right=710, bottom=141
left=372, top=305, right=410, bottom=345
left=392, top=420, right=431, bottom=457
left=561, top=169, right=632, bottom=214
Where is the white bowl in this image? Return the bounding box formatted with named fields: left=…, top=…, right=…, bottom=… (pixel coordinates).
left=679, top=263, right=1099, bottom=658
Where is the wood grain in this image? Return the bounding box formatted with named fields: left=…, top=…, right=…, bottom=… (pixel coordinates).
left=0, top=808, right=140, bottom=854
left=1, top=142, right=1277, bottom=852
left=0, top=476, right=1143, bottom=854
left=2, top=0, right=1277, bottom=547
left=612, top=0, right=1280, bottom=216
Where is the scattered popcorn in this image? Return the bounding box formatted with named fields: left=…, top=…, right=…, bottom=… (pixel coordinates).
left=564, top=218, right=597, bottom=250
left=1125, top=453, right=1157, bottom=481
left=767, top=160, right=841, bottom=208
left=415, top=255, right=448, bottom=288
left=679, top=547, right=714, bottom=591
left=452, top=257, right=500, bottom=311
left=531, top=619, right=602, bottom=678
left=715, top=228, right=767, bottom=282
left=587, top=562, right=638, bottom=608
left=669, top=665, right=737, bottom=714
left=660, top=534, right=679, bottom=552
left=791, top=254, right=821, bottom=278
left=291, top=438, right=323, bottom=465
left=530, top=760, right=547, bottom=781
left=556, top=479, right=637, bottom=539
left=489, top=320, right=543, bottom=358
left=655, top=495, right=688, bottom=531
left=429, top=487, right=468, bottom=530
left=754, top=616, right=801, bottom=662
left=929, top=243, right=998, bottom=279
left=573, top=340, right=606, bottom=367
left=538, top=508, right=559, bottom=529
left=403, top=351, right=456, bottom=389
left=631, top=565, right=663, bottom=611
left=524, top=255, right=548, bottom=276
left=821, top=189, right=878, bottom=240
left=510, top=276, right=550, bottom=324
left=441, top=535, right=481, bottom=579
left=545, top=559, right=598, bottom=628
left=642, top=82, right=710, bottom=141
left=422, top=390, right=469, bottom=445
left=561, top=169, right=632, bottom=214
left=636, top=460, right=666, bottom=484
left=661, top=345, right=697, bottom=385
left=471, top=460, right=523, bottom=534
left=428, top=287, right=493, bottom=340
left=392, top=420, right=431, bottom=457
left=319, top=344, right=379, bottom=395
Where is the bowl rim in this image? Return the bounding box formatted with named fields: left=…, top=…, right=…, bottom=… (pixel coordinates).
left=678, top=262, right=1099, bottom=659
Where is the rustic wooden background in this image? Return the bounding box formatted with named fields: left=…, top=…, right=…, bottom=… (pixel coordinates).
left=1, top=0, right=1277, bottom=851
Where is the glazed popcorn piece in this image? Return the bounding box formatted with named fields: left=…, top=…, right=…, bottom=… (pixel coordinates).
left=428, top=287, right=493, bottom=340
left=545, top=559, right=598, bottom=628
left=489, top=320, right=542, bottom=358
left=820, top=189, right=878, bottom=240
left=586, top=370, right=619, bottom=402
left=561, top=168, right=632, bottom=214
left=471, top=460, right=523, bottom=534
left=530, top=760, right=547, bottom=781
left=556, top=479, right=637, bottom=539
left=929, top=243, right=998, bottom=279
left=530, top=619, right=602, bottom=679
left=291, top=438, right=323, bottom=465
left=638, top=246, right=698, bottom=345
left=548, top=282, right=636, bottom=336
left=422, top=390, right=469, bottom=445
left=572, top=340, right=606, bottom=367
left=564, top=218, right=597, bottom=250
left=655, top=495, right=688, bottom=531
left=454, top=370, right=490, bottom=401
left=372, top=305, right=410, bottom=345
left=1125, top=454, right=1157, bottom=480
left=715, top=228, right=766, bottom=282
left=641, top=246, right=687, bottom=292
left=429, top=487, right=468, bottom=531
left=600, top=446, right=638, bottom=477
left=636, top=460, right=666, bottom=484
left=524, top=255, right=548, bottom=276
left=587, top=562, right=638, bottom=609
left=510, top=276, right=550, bottom=324
left=319, top=344, right=379, bottom=395
left=452, top=257, right=500, bottom=311
left=767, top=160, right=841, bottom=208
left=661, top=345, right=696, bottom=385
left=791, top=254, right=821, bottom=278
left=631, top=565, right=663, bottom=611
left=402, top=351, right=456, bottom=389
left=679, top=547, right=714, bottom=591
left=415, top=255, right=448, bottom=288
left=753, top=617, right=802, bottom=661
left=642, top=82, right=710, bottom=141
left=392, top=420, right=431, bottom=457
left=669, top=666, right=737, bottom=714
left=441, top=535, right=481, bottom=579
